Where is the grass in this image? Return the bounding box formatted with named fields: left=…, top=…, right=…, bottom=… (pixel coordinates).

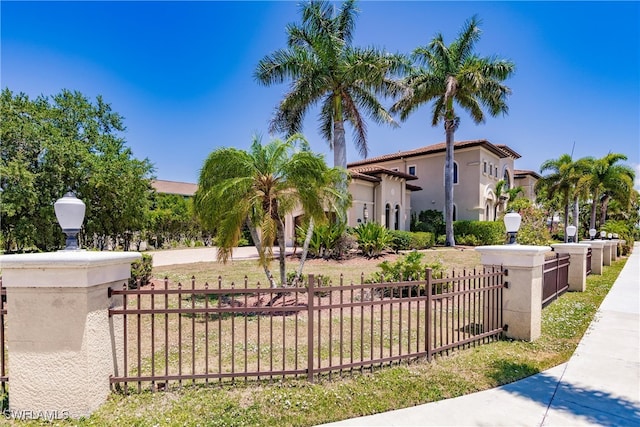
left=7, top=250, right=628, bottom=426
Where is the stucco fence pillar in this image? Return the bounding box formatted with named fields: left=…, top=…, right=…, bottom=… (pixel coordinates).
left=603, top=241, right=614, bottom=266
left=587, top=240, right=606, bottom=275
left=611, top=239, right=620, bottom=260
left=475, top=245, right=551, bottom=342
left=551, top=243, right=590, bottom=292
left=0, top=251, right=139, bottom=419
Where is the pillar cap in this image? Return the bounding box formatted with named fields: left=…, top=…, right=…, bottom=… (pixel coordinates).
left=0, top=251, right=142, bottom=288
left=551, top=243, right=590, bottom=254
left=475, top=245, right=551, bottom=268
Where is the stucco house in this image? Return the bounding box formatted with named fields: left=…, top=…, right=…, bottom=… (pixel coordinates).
left=347, top=139, right=532, bottom=222
left=152, top=139, right=537, bottom=247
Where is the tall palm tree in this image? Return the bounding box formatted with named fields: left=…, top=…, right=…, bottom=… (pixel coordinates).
left=579, top=153, right=635, bottom=230
left=254, top=0, right=405, bottom=175
left=539, top=154, right=582, bottom=242
left=391, top=16, right=515, bottom=246
left=194, top=134, right=348, bottom=287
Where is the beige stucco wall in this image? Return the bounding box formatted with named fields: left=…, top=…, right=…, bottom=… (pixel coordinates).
left=515, top=175, right=538, bottom=201
left=365, top=146, right=515, bottom=222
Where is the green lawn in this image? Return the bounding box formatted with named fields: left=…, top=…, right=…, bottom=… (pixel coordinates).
left=9, top=251, right=628, bottom=426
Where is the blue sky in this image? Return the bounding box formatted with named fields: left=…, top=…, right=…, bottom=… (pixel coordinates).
left=2, top=1, right=639, bottom=189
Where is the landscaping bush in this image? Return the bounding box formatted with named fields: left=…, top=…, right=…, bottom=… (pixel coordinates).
left=453, top=220, right=504, bottom=245
left=390, top=230, right=435, bottom=251
left=506, top=203, right=552, bottom=246
left=367, top=251, right=444, bottom=296
left=129, top=253, right=153, bottom=288
left=301, top=221, right=353, bottom=259
left=389, top=230, right=412, bottom=251
left=410, top=231, right=435, bottom=249
left=411, top=209, right=445, bottom=236
left=602, top=220, right=635, bottom=255
left=456, top=234, right=481, bottom=246
left=353, top=222, right=393, bottom=258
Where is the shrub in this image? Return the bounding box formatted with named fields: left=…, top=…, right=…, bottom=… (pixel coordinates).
left=456, top=234, right=481, bottom=246
left=506, top=205, right=552, bottom=246
left=410, top=231, right=434, bottom=249
left=353, top=222, right=393, bottom=258
left=302, top=221, right=352, bottom=259
left=389, top=230, right=413, bottom=251
left=367, top=252, right=444, bottom=295
left=602, top=220, right=635, bottom=255
left=454, top=221, right=504, bottom=245
left=129, top=253, right=153, bottom=288
left=411, top=210, right=445, bottom=236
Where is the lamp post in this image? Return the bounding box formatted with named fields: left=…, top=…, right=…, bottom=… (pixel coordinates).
left=54, top=192, right=86, bottom=250
left=589, top=228, right=597, bottom=240
left=566, top=225, right=577, bottom=243
left=503, top=212, right=522, bottom=244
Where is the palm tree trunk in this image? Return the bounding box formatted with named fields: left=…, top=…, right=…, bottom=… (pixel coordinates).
left=563, top=203, right=570, bottom=243
left=600, top=194, right=610, bottom=226
left=294, top=217, right=314, bottom=286
left=277, top=219, right=287, bottom=287
left=444, top=119, right=456, bottom=247
left=589, top=189, right=599, bottom=230
left=333, top=120, right=347, bottom=169
left=246, top=218, right=275, bottom=287
left=573, top=196, right=579, bottom=237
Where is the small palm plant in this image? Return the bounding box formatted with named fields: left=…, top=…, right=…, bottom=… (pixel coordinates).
left=353, top=222, right=393, bottom=258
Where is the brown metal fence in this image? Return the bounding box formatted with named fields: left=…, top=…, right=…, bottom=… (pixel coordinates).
left=542, top=252, right=570, bottom=307
left=586, top=247, right=592, bottom=276
left=0, top=278, right=7, bottom=393
left=108, top=266, right=506, bottom=392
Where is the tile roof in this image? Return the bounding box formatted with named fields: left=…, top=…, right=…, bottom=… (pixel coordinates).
left=347, top=139, right=514, bottom=167
left=514, top=169, right=541, bottom=179
left=349, top=165, right=418, bottom=181
left=151, top=180, right=198, bottom=196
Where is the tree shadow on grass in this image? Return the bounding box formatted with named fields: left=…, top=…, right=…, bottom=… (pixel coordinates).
left=490, top=361, right=640, bottom=426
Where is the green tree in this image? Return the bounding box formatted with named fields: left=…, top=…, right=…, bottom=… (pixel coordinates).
left=194, top=134, right=348, bottom=287
left=391, top=16, right=515, bottom=247
left=255, top=0, right=405, bottom=175
left=538, top=154, right=580, bottom=241
left=578, top=153, right=635, bottom=230
left=0, top=89, right=154, bottom=252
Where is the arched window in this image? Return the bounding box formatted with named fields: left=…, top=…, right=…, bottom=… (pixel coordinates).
left=503, top=169, right=511, bottom=190
left=394, top=204, right=400, bottom=230
left=486, top=204, right=491, bottom=221
left=444, top=161, right=459, bottom=184
left=385, top=204, right=391, bottom=229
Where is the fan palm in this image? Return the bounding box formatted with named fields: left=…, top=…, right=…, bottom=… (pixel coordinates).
left=194, top=134, right=348, bottom=286
left=391, top=16, right=515, bottom=246
left=255, top=0, right=406, bottom=175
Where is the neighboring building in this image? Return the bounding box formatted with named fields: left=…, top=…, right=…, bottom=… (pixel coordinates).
left=348, top=139, right=529, bottom=221
left=513, top=170, right=541, bottom=201
left=151, top=180, right=198, bottom=197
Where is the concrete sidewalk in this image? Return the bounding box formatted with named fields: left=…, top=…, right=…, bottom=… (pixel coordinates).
left=321, top=243, right=640, bottom=426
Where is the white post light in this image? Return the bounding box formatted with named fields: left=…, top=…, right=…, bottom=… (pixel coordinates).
left=607, top=233, right=613, bottom=240
left=589, top=228, right=597, bottom=240
left=503, top=212, right=522, bottom=244
left=566, top=225, right=577, bottom=243
left=54, top=192, right=86, bottom=250
left=600, top=230, right=607, bottom=239
left=613, top=233, right=619, bottom=239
